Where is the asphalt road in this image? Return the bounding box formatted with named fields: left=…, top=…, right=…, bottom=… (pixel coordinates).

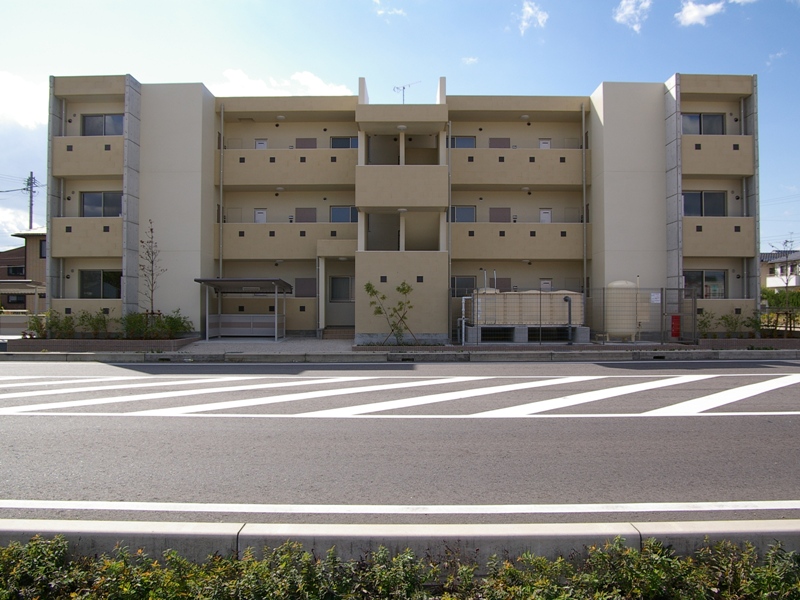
left=1, top=360, right=799, bottom=526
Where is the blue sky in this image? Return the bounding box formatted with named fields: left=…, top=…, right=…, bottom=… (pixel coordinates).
left=1, top=0, right=798, bottom=251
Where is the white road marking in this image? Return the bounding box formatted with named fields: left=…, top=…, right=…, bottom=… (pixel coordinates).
left=131, top=377, right=490, bottom=415
left=0, top=377, right=372, bottom=414
left=473, top=375, right=716, bottom=417
left=0, top=375, right=264, bottom=402
left=1, top=498, right=799, bottom=515
left=644, top=374, right=800, bottom=416
left=300, top=376, right=602, bottom=417
left=0, top=376, right=149, bottom=389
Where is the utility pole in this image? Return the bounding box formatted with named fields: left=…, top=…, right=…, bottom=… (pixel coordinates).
left=24, top=171, right=36, bottom=229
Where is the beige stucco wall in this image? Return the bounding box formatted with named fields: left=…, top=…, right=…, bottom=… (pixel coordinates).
left=139, top=83, right=217, bottom=328
left=590, top=82, right=667, bottom=289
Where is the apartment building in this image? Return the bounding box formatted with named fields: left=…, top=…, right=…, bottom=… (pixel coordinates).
left=46, top=73, right=759, bottom=342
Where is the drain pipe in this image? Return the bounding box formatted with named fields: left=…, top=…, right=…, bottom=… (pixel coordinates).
left=563, top=295, right=573, bottom=345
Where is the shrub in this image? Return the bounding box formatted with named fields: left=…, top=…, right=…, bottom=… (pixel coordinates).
left=117, top=310, right=194, bottom=340
left=77, top=309, right=112, bottom=339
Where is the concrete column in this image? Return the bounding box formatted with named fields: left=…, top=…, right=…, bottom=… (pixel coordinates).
left=318, top=257, right=326, bottom=332
left=398, top=132, right=406, bottom=166
left=399, top=212, right=406, bottom=252
left=357, top=211, right=366, bottom=252
left=358, top=131, right=366, bottom=166
left=439, top=211, right=447, bottom=251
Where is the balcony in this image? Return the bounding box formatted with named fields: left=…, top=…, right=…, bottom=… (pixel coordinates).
left=682, top=217, right=755, bottom=257
left=218, top=223, right=357, bottom=260
left=681, top=135, right=754, bottom=177
left=52, top=136, right=124, bottom=178
left=451, top=222, right=588, bottom=260
left=219, top=149, right=357, bottom=188
left=50, top=218, right=123, bottom=257
left=356, top=165, right=449, bottom=209
left=450, top=148, right=588, bottom=189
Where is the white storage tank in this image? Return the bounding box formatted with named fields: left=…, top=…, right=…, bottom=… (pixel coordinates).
left=605, top=280, right=638, bottom=340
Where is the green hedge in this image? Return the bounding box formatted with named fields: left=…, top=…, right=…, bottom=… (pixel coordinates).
left=1, top=536, right=799, bottom=599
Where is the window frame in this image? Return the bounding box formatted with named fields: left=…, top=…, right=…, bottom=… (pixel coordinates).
left=683, top=191, right=726, bottom=217
left=330, top=136, right=358, bottom=149
left=447, top=136, right=477, bottom=149
left=451, top=275, right=476, bottom=297
left=79, top=269, right=122, bottom=299
left=80, top=191, right=123, bottom=218
left=82, top=114, right=124, bottom=136
left=681, top=113, right=725, bottom=136
left=5, top=294, right=25, bottom=305
left=330, top=276, right=355, bottom=303
left=6, top=265, right=25, bottom=277
left=330, top=206, right=358, bottom=223
left=684, top=270, right=727, bottom=299
left=449, top=205, right=477, bottom=223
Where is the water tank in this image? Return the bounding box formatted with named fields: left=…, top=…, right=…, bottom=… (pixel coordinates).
left=605, top=280, right=638, bottom=340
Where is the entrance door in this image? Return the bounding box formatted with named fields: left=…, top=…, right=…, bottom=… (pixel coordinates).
left=254, top=209, right=267, bottom=224
left=539, top=209, right=552, bottom=224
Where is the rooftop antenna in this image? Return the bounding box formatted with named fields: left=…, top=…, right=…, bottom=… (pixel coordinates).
left=393, top=81, right=420, bottom=104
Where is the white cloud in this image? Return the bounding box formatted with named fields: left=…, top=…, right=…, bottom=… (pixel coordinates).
left=518, top=1, right=549, bottom=35
left=728, top=0, right=757, bottom=4
left=209, top=69, right=353, bottom=97
left=0, top=72, right=49, bottom=129
left=675, top=1, right=726, bottom=26
left=462, top=57, right=479, bottom=66
left=767, top=49, right=788, bottom=67
left=613, top=0, right=652, bottom=33
left=373, top=0, right=406, bottom=18
left=0, top=207, right=34, bottom=251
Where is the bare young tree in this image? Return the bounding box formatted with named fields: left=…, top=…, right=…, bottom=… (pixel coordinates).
left=139, top=219, right=166, bottom=314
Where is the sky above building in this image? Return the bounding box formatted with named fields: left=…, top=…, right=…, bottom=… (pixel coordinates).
left=1, top=0, right=798, bottom=251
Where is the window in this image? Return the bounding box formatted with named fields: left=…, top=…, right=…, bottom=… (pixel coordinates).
left=295, top=138, right=317, bottom=149
left=79, top=270, right=122, bottom=299
left=683, top=191, right=726, bottom=217
left=684, top=270, right=726, bottom=299
left=451, top=276, right=476, bottom=297
left=331, top=136, right=358, bottom=148
left=682, top=113, right=724, bottom=135
left=295, top=208, right=317, bottom=223
left=82, top=114, right=123, bottom=136
left=330, top=276, right=355, bottom=302
left=39, top=239, right=46, bottom=258
left=5, top=294, right=25, bottom=305
left=449, top=206, right=476, bottom=222
left=7, top=266, right=25, bottom=276
left=81, top=192, right=122, bottom=217
left=447, top=136, right=476, bottom=148
left=331, top=206, right=358, bottom=223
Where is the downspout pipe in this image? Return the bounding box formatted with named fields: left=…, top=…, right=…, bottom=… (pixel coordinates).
left=218, top=104, right=225, bottom=280
left=563, top=295, right=573, bottom=345
left=581, top=102, right=587, bottom=308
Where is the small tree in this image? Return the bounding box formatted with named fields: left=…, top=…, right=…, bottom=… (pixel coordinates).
left=139, top=219, right=166, bottom=315
left=364, top=280, right=417, bottom=345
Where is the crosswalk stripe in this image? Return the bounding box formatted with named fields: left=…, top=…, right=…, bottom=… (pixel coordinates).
left=643, top=374, right=800, bottom=416
left=0, top=377, right=371, bottom=414
left=0, top=375, right=263, bottom=402
left=300, top=376, right=602, bottom=417
left=132, top=377, right=490, bottom=415
left=0, top=376, right=149, bottom=389
left=473, top=375, right=717, bottom=417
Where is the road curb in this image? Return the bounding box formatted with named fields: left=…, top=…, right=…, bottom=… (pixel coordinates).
left=2, top=519, right=799, bottom=565
left=2, top=348, right=800, bottom=364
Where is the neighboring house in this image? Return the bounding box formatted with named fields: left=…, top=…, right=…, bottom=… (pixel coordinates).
left=761, top=251, right=800, bottom=292
left=0, top=245, right=27, bottom=310
left=45, top=73, right=759, bottom=342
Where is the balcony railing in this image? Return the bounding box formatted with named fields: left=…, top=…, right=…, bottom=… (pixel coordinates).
left=682, top=217, right=755, bottom=257
left=451, top=222, right=588, bottom=260
left=450, top=148, right=588, bottom=188
left=50, top=217, right=123, bottom=257
left=681, top=135, right=754, bottom=177
left=219, top=149, right=357, bottom=187
left=52, top=136, right=124, bottom=178
left=217, top=222, right=357, bottom=260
